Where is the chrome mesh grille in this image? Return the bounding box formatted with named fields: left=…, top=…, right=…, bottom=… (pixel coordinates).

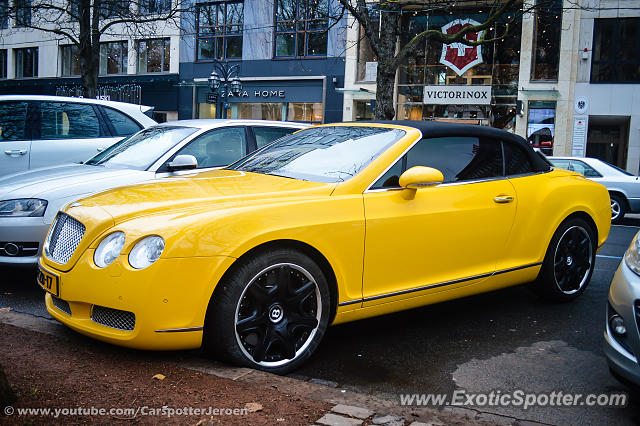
left=51, top=295, right=71, bottom=316
left=91, top=305, right=135, bottom=331
left=46, top=213, right=85, bottom=264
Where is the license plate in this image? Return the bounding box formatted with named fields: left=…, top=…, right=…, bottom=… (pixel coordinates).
left=37, top=266, right=59, bottom=297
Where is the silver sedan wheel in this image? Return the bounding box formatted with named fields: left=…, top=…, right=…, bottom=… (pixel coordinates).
left=611, top=199, right=622, bottom=221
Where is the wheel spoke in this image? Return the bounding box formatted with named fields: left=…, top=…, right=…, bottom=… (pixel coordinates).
left=236, top=311, right=267, bottom=335
left=285, top=280, right=316, bottom=309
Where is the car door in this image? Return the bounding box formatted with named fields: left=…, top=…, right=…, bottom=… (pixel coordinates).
left=158, top=126, right=249, bottom=173
left=0, top=101, right=32, bottom=176
left=29, top=101, right=119, bottom=170
left=362, top=136, right=517, bottom=306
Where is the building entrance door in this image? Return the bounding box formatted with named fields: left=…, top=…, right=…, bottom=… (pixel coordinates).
left=586, top=116, right=630, bottom=169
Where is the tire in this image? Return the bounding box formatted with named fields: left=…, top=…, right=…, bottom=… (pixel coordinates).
left=203, top=247, right=331, bottom=375
left=610, top=193, right=627, bottom=224
left=533, top=217, right=596, bottom=302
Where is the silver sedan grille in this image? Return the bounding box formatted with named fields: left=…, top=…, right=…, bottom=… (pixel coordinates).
left=46, top=213, right=85, bottom=264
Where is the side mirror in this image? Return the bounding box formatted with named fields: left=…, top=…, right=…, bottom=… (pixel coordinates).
left=167, top=155, right=198, bottom=172
left=399, top=166, right=444, bottom=189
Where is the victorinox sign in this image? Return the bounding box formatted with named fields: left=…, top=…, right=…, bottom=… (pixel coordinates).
left=439, top=19, right=485, bottom=76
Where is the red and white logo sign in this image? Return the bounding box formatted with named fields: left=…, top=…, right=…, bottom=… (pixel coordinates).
left=440, top=19, right=484, bottom=76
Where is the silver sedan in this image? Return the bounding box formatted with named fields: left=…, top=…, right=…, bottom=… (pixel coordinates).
left=606, top=231, right=640, bottom=386
left=548, top=156, right=640, bottom=224
left=0, top=119, right=307, bottom=266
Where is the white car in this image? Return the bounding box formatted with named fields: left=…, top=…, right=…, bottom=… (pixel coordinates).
left=548, top=156, right=640, bottom=223
left=0, top=95, right=156, bottom=177
left=0, top=120, right=307, bottom=265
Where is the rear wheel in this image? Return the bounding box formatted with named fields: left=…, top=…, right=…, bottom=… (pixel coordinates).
left=533, top=217, right=596, bottom=301
left=204, top=248, right=331, bottom=375
left=610, top=193, right=626, bottom=224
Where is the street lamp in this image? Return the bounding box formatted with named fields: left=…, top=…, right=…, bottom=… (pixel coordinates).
left=207, top=61, right=242, bottom=119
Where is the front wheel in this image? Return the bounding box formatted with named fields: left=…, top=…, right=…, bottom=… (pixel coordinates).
left=204, top=248, right=331, bottom=375
left=533, top=217, right=596, bottom=302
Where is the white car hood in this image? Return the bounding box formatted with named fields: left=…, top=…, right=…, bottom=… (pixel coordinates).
left=0, top=164, right=154, bottom=221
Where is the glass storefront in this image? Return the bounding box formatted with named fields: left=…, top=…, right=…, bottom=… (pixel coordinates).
left=527, top=101, right=556, bottom=155
left=395, top=9, right=522, bottom=130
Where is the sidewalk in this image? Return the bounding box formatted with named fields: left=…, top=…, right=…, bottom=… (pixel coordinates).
left=0, top=310, right=498, bottom=425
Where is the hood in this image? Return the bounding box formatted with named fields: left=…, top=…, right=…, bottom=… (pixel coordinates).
left=0, top=164, right=153, bottom=200
left=72, top=169, right=336, bottom=225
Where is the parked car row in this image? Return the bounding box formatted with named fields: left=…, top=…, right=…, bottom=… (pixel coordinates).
left=0, top=98, right=626, bottom=381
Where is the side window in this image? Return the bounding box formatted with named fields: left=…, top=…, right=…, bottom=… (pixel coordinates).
left=101, top=107, right=142, bottom=136
left=40, top=102, right=100, bottom=139
left=550, top=159, right=571, bottom=171
left=371, top=137, right=503, bottom=189
left=503, top=142, right=534, bottom=175
left=571, top=160, right=602, bottom=177
left=253, top=126, right=298, bottom=149
left=0, top=101, right=28, bottom=141
left=174, top=127, right=247, bottom=168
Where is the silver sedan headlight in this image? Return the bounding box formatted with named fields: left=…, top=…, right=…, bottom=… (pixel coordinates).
left=0, top=199, right=47, bottom=217
left=94, top=232, right=126, bottom=268
left=624, top=232, right=640, bottom=276
left=128, top=236, right=164, bottom=269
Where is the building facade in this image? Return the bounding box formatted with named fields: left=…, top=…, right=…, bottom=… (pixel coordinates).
left=341, top=0, right=639, bottom=173
left=177, top=0, right=347, bottom=123
left=0, top=6, right=181, bottom=122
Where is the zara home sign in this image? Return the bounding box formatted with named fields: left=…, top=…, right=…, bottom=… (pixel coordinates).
left=423, top=85, right=491, bottom=105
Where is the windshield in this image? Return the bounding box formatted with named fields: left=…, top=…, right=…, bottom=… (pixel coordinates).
left=85, top=126, right=199, bottom=169
left=606, top=161, right=634, bottom=176
left=228, top=126, right=406, bottom=183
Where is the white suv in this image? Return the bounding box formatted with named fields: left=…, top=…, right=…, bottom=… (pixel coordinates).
left=0, top=95, right=156, bottom=177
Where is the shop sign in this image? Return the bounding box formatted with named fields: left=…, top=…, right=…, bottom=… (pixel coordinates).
left=440, top=19, right=484, bottom=76
left=423, top=85, right=491, bottom=105
left=219, top=90, right=286, bottom=99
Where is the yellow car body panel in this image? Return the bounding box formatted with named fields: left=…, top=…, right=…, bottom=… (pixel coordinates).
left=38, top=122, right=611, bottom=350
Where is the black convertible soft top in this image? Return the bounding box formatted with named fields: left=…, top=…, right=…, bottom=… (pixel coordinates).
left=352, top=120, right=551, bottom=173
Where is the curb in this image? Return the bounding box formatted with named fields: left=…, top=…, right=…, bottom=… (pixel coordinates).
left=0, top=309, right=542, bottom=425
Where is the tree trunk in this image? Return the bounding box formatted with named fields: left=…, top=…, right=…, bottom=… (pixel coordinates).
left=374, top=63, right=397, bottom=120
left=78, top=0, right=99, bottom=98
left=0, top=363, right=16, bottom=407
left=373, top=4, right=401, bottom=120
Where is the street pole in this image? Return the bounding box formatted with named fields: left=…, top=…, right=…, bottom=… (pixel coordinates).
left=207, top=60, right=242, bottom=119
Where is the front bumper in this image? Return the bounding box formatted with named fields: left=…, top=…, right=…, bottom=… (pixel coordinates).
left=0, top=217, right=50, bottom=265
left=40, top=251, right=235, bottom=350
left=605, top=260, right=640, bottom=386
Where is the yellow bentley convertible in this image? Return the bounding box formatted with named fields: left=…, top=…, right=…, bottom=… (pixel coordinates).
left=37, top=121, right=611, bottom=373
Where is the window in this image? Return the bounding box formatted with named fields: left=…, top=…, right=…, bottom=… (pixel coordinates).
left=139, top=0, right=170, bottom=15
left=15, top=47, right=38, bottom=78
left=286, top=102, right=322, bottom=122
left=503, top=141, right=533, bottom=175
left=372, top=137, right=504, bottom=189
left=15, top=0, right=31, bottom=26
left=591, top=18, right=640, bottom=83
left=0, top=0, right=8, bottom=29
left=530, top=0, right=562, bottom=81
left=61, top=45, right=81, bottom=76
left=274, top=0, right=328, bottom=57
left=100, top=41, right=128, bottom=75
left=569, top=160, right=602, bottom=178
left=0, top=102, right=28, bottom=141
left=175, top=127, right=247, bottom=168
left=527, top=102, right=555, bottom=155
left=354, top=100, right=374, bottom=121
left=253, top=126, right=298, bottom=148
left=234, top=103, right=282, bottom=120
left=100, top=0, right=129, bottom=18
left=40, top=102, right=100, bottom=139
left=0, top=50, right=6, bottom=79
left=196, top=1, right=243, bottom=60
left=101, top=107, right=142, bottom=136
left=138, top=38, right=170, bottom=73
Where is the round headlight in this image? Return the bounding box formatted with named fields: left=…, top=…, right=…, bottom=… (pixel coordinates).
left=94, top=232, right=126, bottom=268
left=128, top=236, right=164, bottom=270
left=609, top=315, right=627, bottom=337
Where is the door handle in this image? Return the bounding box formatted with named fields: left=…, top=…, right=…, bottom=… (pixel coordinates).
left=494, top=196, right=514, bottom=204
left=4, top=149, right=27, bottom=156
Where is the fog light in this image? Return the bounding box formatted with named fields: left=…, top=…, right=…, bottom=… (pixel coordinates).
left=610, top=315, right=627, bottom=336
